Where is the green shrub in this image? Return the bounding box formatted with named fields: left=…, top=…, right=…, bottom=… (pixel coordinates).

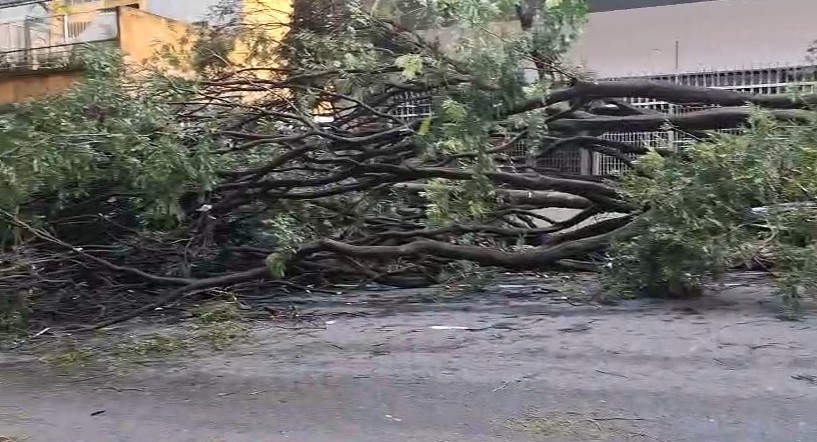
left=0, top=309, right=26, bottom=336
left=604, top=109, right=817, bottom=310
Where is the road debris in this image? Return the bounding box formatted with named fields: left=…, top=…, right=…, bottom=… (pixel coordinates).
left=792, top=374, right=817, bottom=385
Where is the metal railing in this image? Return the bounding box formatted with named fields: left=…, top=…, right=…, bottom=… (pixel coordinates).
left=594, top=64, right=817, bottom=176
left=0, top=8, right=118, bottom=71
left=390, top=90, right=432, bottom=122
left=379, top=65, right=817, bottom=177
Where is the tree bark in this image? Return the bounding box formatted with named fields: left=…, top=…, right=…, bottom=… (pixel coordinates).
left=548, top=107, right=812, bottom=133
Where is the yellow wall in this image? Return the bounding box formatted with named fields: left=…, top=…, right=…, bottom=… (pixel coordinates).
left=242, top=0, right=292, bottom=43
left=223, top=0, right=290, bottom=70
left=0, top=1, right=296, bottom=104
left=117, top=7, right=193, bottom=66
left=0, top=5, right=191, bottom=104
left=50, top=0, right=148, bottom=14
left=0, top=71, right=82, bottom=104
left=117, top=1, right=294, bottom=73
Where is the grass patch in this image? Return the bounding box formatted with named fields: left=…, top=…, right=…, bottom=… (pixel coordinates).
left=113, top=334, right=191, bottom=358
left=191, top=298, right=252, bottom=350
left=192, top=299, right=244, bottom=325
left=37, top=301, right=253, bottom=370
left=40, top=344, right=98, bottom=369
left=198, top=322, right=250, bottom=350
left=40, top=333, right=190, bottom=370
left=508, top=410, right=650, bottom=441
left=0, top=310, right=26, bottom=337
left=40, top=326, right=251, bottom=370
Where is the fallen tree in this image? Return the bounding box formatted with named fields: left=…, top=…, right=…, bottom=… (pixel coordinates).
left=1, top=0, right=816, bottom=330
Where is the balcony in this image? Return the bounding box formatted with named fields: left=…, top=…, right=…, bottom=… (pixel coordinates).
left=0, top=8, right=119, bottom=72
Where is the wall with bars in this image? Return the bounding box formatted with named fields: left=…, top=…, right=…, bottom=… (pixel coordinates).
left=563, top=0, right=817, bottom=176
left=382, top=90, right=591, bottom=176
left=381, top=64, right=817, bottom=230
left=381, top=63, right=817, bottom=178
left=594, top=64, right=817, bottom=176
left=384, top=89, right=631, bottom=230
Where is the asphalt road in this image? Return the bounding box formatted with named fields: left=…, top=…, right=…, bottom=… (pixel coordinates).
left=2, top=274, right=817, bottom=441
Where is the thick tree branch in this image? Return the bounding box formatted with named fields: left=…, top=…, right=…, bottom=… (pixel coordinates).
left=548, top=107, right=812, bottom=133
left=314, top=219, right=634, bottom=269
left=514, top=80, right=817, bottom=115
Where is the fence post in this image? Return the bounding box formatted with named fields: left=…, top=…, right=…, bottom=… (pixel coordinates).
left=579, top=129, right=592, bottom=175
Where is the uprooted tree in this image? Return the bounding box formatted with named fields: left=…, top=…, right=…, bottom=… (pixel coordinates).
left=2, top=0, right=817, bottom=331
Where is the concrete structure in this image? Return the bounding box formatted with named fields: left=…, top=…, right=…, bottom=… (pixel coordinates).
left=435, top=0, right=817, bottom=176
left=423, top=0, right=817, bottom=82
left=563, top=0, right=817, bottom=176
left=0, top=0, right=218, bottom=25
left=0, top=0, right=291, bottom=103
left=573, top=0, right=817, bottom=78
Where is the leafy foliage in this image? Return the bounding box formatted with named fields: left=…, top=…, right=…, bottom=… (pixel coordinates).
left=264, top=0, right=588, bottom=269
left=0, top=309, right=25, bottom=337
left=0, top=46, right=215, bottom=230
left=7, top=0, right=809, bottom=330
left=263, top=214, right=310, bottom=278
left=604, top=109, right=817, bottom=311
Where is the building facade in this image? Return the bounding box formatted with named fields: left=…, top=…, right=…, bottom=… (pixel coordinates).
left=574, top=0, right=817, bottom=78
left=0, top=0, right=217, bottom=27
left=565, top=0, right=817, bottom=175
left=394, top=1, right=817, bottom=175
left=0, top=0, right=290, bottom=103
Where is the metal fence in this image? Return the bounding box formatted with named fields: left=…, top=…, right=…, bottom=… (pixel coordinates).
left=595, top=64, right=817, bottom=176
left=390, top=90, right=433, bottom=121
left=385, top=64, right=817, bottom=176
left=0, top=9, right=118, bottom=71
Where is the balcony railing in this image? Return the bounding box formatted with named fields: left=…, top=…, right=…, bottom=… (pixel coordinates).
left=0, top=8, right=118, bottom=71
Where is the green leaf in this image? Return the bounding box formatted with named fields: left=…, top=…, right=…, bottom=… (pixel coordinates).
left=441, top=99, right=467, bottom=122
left=417, top=116, right=433, bottom=136
left=265, top=252, right=290, bottom=279
left=394, top=54, right=423, bottom=80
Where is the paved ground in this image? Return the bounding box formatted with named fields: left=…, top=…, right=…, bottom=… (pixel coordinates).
left=2, top=273, right=817, bottom=441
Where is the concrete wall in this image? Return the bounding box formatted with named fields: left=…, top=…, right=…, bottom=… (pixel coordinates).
left=241, top=0, right=290, bottom=36
left=569, top=0, right=817, bottom=77
left=0, top=3, right=47, bottom=21
left=0, top=6, right=193, bottom=104
left=410, top=0, right=817, bottom=79
left=233, top=0, right=291, bottom=64
left=143, top=0, right=293, bottom=68
left=0, top=70, right=81, bottom=103
left=589, top=0, right=718, bottom=12
left=146, top=0, right=221, bottom=24
left=56, top=0, right=148, bottom=12
left=117, top=6, right=192, bottom=65
left=145, top=0, right=292, bottom=28
left=0, top=0, right=216, bottom=25
left=0, top=0, right=294, bottom=104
